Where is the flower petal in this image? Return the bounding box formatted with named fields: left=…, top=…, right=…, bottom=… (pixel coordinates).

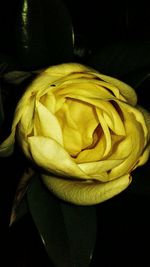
left=75, top=133, right=106, bottom=163
left=19, top=97, right=35, bottom=135
left=78, top=159, right=124, bottom=181
left=94, top=72, right=137, bottom=105
left=0, top=92, right=35, bottom=157
left=56, top=101, right=82, bottom=156
left=136, top=105, right=150, bottom=142
left=35, top=101, right=63, bottom=145
left=45, top=63, right=90, bottom=77
left=96, top=108, right=111, bottom=156
left=42, top=173, right=131, bottom=205
left=28, top=136, right=90, bottom=179
left=109, top=109, right=145, bottom=179
left=101, top=101, right=125, bottom=135
left=64, top=98, right=99, bottom=150
left=54, top=79, right=115, bottom=100
left=0, top=130, right=15, bottom=157
left=40, top=92, right=56, bottom=114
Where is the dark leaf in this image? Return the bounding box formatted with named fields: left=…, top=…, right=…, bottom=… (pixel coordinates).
left=0, top=87, right=4, bottom=128
left=14, top=0, right=74, bottom=70
left=9, top=168, right=34, bottom=226
left=9, top=194, right=29, bottom=227
left=60, top=201, right=97, bottom=267
left=132, top=73, right=150, bottom=111
left=87, top=40, right=150, bottom=85
left=27, top=175, right=97, bottom=267
left=127, top=159, right=150, bottom=196
left=3, top=70, right=32, bottom=85
left=27, top=175, right=72, bottom=267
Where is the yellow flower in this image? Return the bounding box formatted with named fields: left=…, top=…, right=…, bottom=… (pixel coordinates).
left=0, top=63, right=150, bottom=205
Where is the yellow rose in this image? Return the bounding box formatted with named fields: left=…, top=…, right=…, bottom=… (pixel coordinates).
left=0, top=63, right=150, bottom=205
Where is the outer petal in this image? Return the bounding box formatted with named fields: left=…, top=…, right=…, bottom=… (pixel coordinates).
left=18, top=97, right=35, bottom=136
left=44, top=63, right=90, bottom=77
left=16, top=97, right=35, bottom=158
left=119, top=102, right=149, bottom=142
left=49, top=63, right=136, bottom=106
left=93, top=72, right=137, bottom=106
left=28, top=136, right=90, bottom=179
left=136, top=105, right=150, bottom=141
left=135, top=106, right=150, bottom=166
left=100, top=101, right=125, bottom=135
left=109, top=109, right=145, bottom=179
left=0, top=130, right=15, bottom=157
left=25, top=63, right=92, bottom=98
left=42, top=173, right=131, bottom=205
left=0, top=89, right=32, bottom=157
left=54, top=79, right=116, bottom=100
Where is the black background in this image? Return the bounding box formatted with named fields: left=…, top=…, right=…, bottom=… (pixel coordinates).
left=1, top=0, right=150, bottom=266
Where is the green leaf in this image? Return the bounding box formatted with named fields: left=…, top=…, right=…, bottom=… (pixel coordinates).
left=27, top=175, right=97, bottom=267
left=60, top=201, right=97, bottom=267
left=14, top=0, right=74, bottom=70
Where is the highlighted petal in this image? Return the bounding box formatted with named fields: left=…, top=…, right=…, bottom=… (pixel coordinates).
left=40, top=92, right=56, bottom=114
left=54, top=80, right=115, bottom=100
left=101, top=101, right=125, bottom=135
left=42, top=173, right=131, bottom=205
left=96, top=108, right=111, bottom=156
left=109, top=110, right=145, bottom=179
left=56, top=101, right=82, bottom=155
left=35, top=101, right=63, bottom=145
left=78, top=159, right=124, bottom=181
left=28, top=136, right=89, bottom=179
left=66, top=98, right=99, bottom=149
left=19, top=98, right=35, bottom=136
left=95, top=72, right=137, bottom=105
left=45, top=62, right=90, bottom=77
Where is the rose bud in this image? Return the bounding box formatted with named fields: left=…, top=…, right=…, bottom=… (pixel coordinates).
left=0, top=63, right=150, bottom=205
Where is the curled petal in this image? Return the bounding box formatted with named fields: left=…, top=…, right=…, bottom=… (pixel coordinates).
left=94, top=72, right=137, bottom=105
left=136, top=105, right=150, bottom=141
left=0, top=130, right=15, bottom=157
left=54, top=79, right=116, bottom=100
left=134, top=106, right=150, bottom=166
left=96, top=108, right=111, bottom=156
left=109, top=110, right=145, bottom=179
left=44, top=63, right=90, bottom=77
left=42, top=173, right=131, bottom=205
left=78, top=159, right=124, bottom=181
left=40, top=92, right=56, bottom=114
left=100, top=101, right=125, bottom=135
left=18, top=97, right=35, bottom=135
